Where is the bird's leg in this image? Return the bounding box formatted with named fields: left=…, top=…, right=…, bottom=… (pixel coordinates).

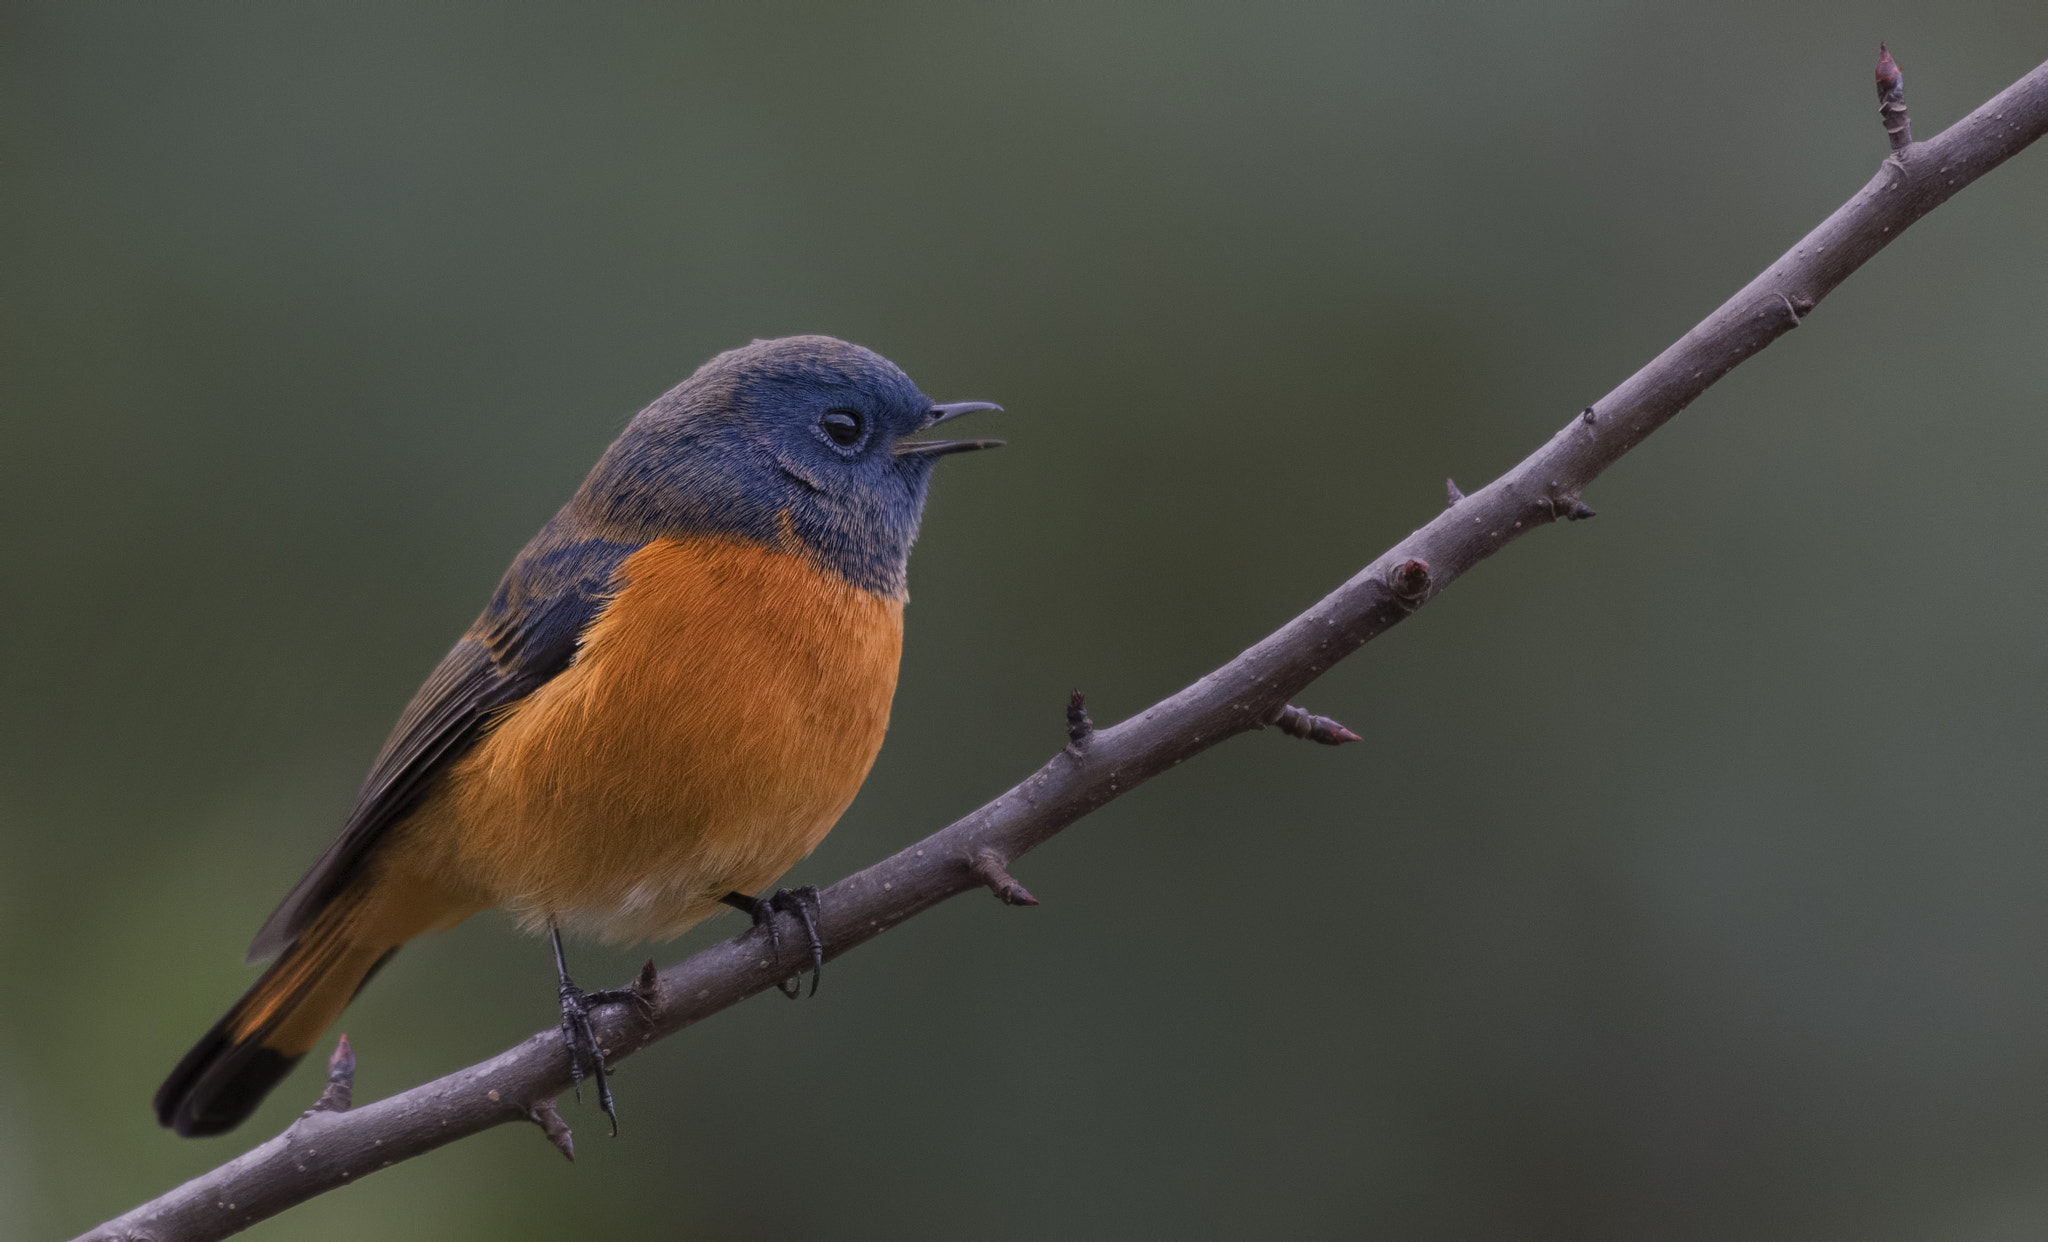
left=719, top=886, right=825, bottom=999
left=549, top=923, right=650, bottom=1136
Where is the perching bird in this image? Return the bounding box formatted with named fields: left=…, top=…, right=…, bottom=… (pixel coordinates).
left=155, top=336, right=1003, bottom=1137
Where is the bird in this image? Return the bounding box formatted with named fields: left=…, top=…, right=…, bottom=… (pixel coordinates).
left=154, top=335, right=1004, bottom=1137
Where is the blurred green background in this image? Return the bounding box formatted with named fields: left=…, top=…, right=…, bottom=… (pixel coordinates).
left=4, top=3, right=2047, bottom=1238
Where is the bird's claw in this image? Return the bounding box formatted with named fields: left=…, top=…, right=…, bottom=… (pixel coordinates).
left=555, top=978, right=613, bottom=1130
left=550, top=928, right=653, bottom=1136
left=721, top=885, right=825, bottom=998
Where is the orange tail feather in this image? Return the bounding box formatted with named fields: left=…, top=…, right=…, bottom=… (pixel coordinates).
left=155, top=890, right=398, bottom=1137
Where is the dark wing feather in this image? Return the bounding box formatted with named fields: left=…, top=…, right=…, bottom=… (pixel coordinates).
left=246, top=533, right=640, bottom=960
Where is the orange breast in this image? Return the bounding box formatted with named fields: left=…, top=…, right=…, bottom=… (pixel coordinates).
left=388, top=536, right=904, bottom=943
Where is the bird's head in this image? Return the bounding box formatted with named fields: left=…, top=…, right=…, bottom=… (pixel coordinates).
left=577, top=335, right=1002, bottom=598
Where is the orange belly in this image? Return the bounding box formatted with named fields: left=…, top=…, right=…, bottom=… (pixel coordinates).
left=386, top=536, right=904, bottom=943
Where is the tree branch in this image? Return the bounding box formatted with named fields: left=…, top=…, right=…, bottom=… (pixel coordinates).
left=80, top=49, right=2048, bottom=1242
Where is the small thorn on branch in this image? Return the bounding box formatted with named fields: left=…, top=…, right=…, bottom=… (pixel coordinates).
left=1267, top=703, right=1361, bottom=745
left=528, top=1098, right=576, bottom=1162
left=634, top=958, right=660, bottom=1004
left=1388, top=558, right=1431, bottom=609
left=1066, top=690, right=1094, bottom=745
left=308, top=1034, right=354, bottom=1115
left=1877, top=43, right=1912, bottom=151
left=1445, top=478, right=1465, bottom=506
left=969, top=848, right=1039, bottom=906
left=1560, top=497, right=1597, bottom=521
left=1581, top=405, right=1598, bottom=424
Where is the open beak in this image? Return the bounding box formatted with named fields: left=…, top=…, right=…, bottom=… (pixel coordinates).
left=894, top=400, right=1006, bottom=458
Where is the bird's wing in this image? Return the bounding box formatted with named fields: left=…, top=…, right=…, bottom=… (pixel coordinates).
left=246, top=533, right=641, bottom=960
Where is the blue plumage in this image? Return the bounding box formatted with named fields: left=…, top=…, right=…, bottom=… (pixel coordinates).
left=577, top=336, right=948, bottom=597
left=160, top=334, right=1003, bottom=1137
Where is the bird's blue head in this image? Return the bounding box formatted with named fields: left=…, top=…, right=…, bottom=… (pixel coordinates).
left=573, top=335, right=1002, bottom=598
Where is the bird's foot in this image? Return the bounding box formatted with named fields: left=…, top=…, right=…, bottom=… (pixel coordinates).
left=720, top=886, right=824, bottom=999
left=550, top=928, right=652, bottom=1137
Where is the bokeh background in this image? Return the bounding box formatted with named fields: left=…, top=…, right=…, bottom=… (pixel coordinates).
left=5, top=3, right=2047, bottom=1238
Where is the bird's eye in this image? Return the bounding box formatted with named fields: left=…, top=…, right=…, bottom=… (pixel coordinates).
left=820, top=408, right=864, bottom=447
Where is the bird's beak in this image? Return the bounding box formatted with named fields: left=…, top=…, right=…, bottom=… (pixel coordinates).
left=894, top=401, right=1006, bottom=458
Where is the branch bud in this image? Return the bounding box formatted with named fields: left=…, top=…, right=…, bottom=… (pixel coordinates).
left=1389, top=558, right=1432, bottom=609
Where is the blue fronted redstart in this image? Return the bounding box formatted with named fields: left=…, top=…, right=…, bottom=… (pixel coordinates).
left=156, top=336, right=1003, bottom=1136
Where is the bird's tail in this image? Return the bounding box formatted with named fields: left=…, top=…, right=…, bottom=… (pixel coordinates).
left=155, top=885, right=400, bottom=1137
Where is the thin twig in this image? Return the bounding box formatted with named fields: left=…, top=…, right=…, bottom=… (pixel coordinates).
left=304, top=1036, right=353, bottom=1116
left=1266, top=703, right=1362, bottom=745
left=526, top=1099, right=575, bottom=1163
left=1878, top=44, right=1914, bottom=151
left=1065, top=689, right=1094, bottom=745
left=968, top=848, right=1039, bottom=906
left=77, top=52, right=2048, bottom=1242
